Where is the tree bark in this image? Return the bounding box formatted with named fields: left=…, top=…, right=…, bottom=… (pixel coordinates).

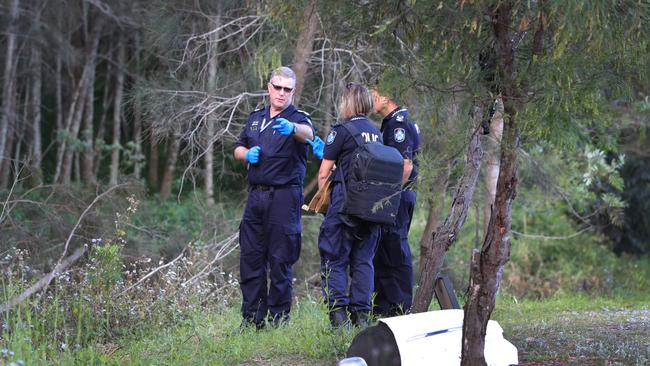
left=132, top=34, right=143, bottom=181
left=148, top=140, right=160, bottom=191
left=0, top=101, right=16, bottom=190
left=483, top=98, right=504, bottom=237
left=160, top=135, right=179, bottom=199
left=204, top=15, right=221, bottom=206
left=80, top=62, right=97, bottom=185
left=0, top=0, right=20, bottom=190
left=57, top=21, right=102, bottom=184
left=461, top=3, right=520, bottom=364
left=417, top=94, right=460, bottom=281
left=417, top=163, right=450, bottom=271
left=290, top=0, right=318, bottom=106
left=29, top=34, right=43, bottom=186
left=412, top=105, right=484, bottom=313
left=109, top=37, right=126, bottom=186
left=462, top=110, right=518, bottom=366
left=93, top=61, right=114, bottom=179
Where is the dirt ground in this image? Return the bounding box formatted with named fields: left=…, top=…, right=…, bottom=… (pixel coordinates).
left=510, top=309, right=650, bottom=365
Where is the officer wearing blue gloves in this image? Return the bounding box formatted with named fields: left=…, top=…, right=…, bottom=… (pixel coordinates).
left=233, top=66, right=314, bottom=330
left=371, top=88, right=421, bottom=317
left=317, top=83, right=382, bottom=328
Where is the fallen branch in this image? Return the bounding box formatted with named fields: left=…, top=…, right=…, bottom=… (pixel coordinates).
left=0, top=246, right=86, bottom=313
left=181, top=232, right=239, bottom=287
left=117, top=248, right=187, bottom=296
left=0, top=184, right=126, bottom=313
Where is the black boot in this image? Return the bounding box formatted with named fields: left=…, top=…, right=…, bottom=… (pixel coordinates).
left=232, top=317, right=265, bottom=335
left=351, top=311, right=370, bottom=328
left=268, top=312, right=290, bottom=328
left=329, top=307, right=350, bottom=329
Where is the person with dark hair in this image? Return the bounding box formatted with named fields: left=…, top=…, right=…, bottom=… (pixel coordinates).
left=317, top=83, right=382, bottom=328
left=371, top=88, right=421, bottom=317
left=233, top=66, right=314, bottom=330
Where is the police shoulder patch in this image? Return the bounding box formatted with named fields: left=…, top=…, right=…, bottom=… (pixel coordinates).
left=394, top=128, right=406, bottom=143
left=326, top=130, right=337, bottom=145
left=295, top=110, right=313, bottom=125
left=396, top=114, right=405, bottom=122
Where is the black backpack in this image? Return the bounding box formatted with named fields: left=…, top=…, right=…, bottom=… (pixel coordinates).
left=339, top=122, right=404, bottom=225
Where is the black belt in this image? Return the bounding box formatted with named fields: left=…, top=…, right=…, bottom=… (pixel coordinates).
left=250, top=184, right=300, bottom=191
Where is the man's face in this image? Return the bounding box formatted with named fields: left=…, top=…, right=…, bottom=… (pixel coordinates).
left=268, top=76, right=295, bottom=111
left=372, top=90, right=384, bottom=114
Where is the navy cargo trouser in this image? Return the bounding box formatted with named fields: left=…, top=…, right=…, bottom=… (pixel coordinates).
left=374, top=189, right=416, bottom=316
left=239, top=185, right=302, bottom=324
left=318, top=183, right=380, bottom=313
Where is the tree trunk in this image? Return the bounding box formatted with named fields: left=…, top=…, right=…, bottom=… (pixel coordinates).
left=55, top=49, right=64, bottom=133
left=417, top=163, right=450, bottom=272
left=148, top=140, right=160, bottom=191
left=109, top=38, right=126, bottom=186
left=483, top=98, right=504, bottom=237
left=412, top=105, right=484, bottom=313
left=0, top=114, right=16, bottom=190
left=160, top=135, right=179, bottom=199
left=462, top=109, right=518, bottom=366
left=0, top=0, right=19, bottom=190
left=80, top=64, right=97, bottom=185
left=132, top=34, right=143, bottom=181
left=93, top=61, right=114, bottom=179
left=57, top=71, right=87, bottom=184
left=290, top=0, right=318, bottom=106
left=29, top=35, right=43, bottom=186
left=57, top=21, right=102, bottom=184
left=80, top=70, right=96, bottom=185
left=461, top=3, right=520, bottom=364
left=204, top=15, right=221, bottom=206
left=417, top=94, right=461, bottom=279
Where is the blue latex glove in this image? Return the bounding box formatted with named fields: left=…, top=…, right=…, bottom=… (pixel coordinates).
left=306, top=136, right=325, bottom=160
left=272, top=118, right=295, bottom=136
left=245, top=146, right=261, bottom=164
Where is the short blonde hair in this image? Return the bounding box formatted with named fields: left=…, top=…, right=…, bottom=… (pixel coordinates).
left=338, top=82, right=373, bottom=120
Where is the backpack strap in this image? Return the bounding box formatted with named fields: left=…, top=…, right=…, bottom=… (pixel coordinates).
left=336, top=121, right=365, bottom=213
left=340, top=120, right=365, bottom=147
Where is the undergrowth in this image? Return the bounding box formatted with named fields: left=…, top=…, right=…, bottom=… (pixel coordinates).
left=1, top=184, right=649, bottom=365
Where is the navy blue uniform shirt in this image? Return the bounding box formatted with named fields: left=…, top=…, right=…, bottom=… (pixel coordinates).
left=235, top=104, right=313, bottom=186
left=324, top=116, right=382, bottom=183
left=380, top=107, right=421, bottom=183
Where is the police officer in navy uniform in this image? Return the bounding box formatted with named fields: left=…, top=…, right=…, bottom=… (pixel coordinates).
left=233, top=67, right=314, bottom=329
left=371, top=88, right=421, bottom=317
left=317, top=83, right=382, bottom=328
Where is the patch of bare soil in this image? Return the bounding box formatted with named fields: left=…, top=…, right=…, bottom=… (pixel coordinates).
left=511, top=309, right=650, bottom=366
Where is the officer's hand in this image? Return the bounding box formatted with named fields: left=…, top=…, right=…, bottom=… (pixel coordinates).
left=306, top=136, right=325, bottom=160
left=245, top=146, right=261, bottom=164
left=272, top=118, right=295, bottom=136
